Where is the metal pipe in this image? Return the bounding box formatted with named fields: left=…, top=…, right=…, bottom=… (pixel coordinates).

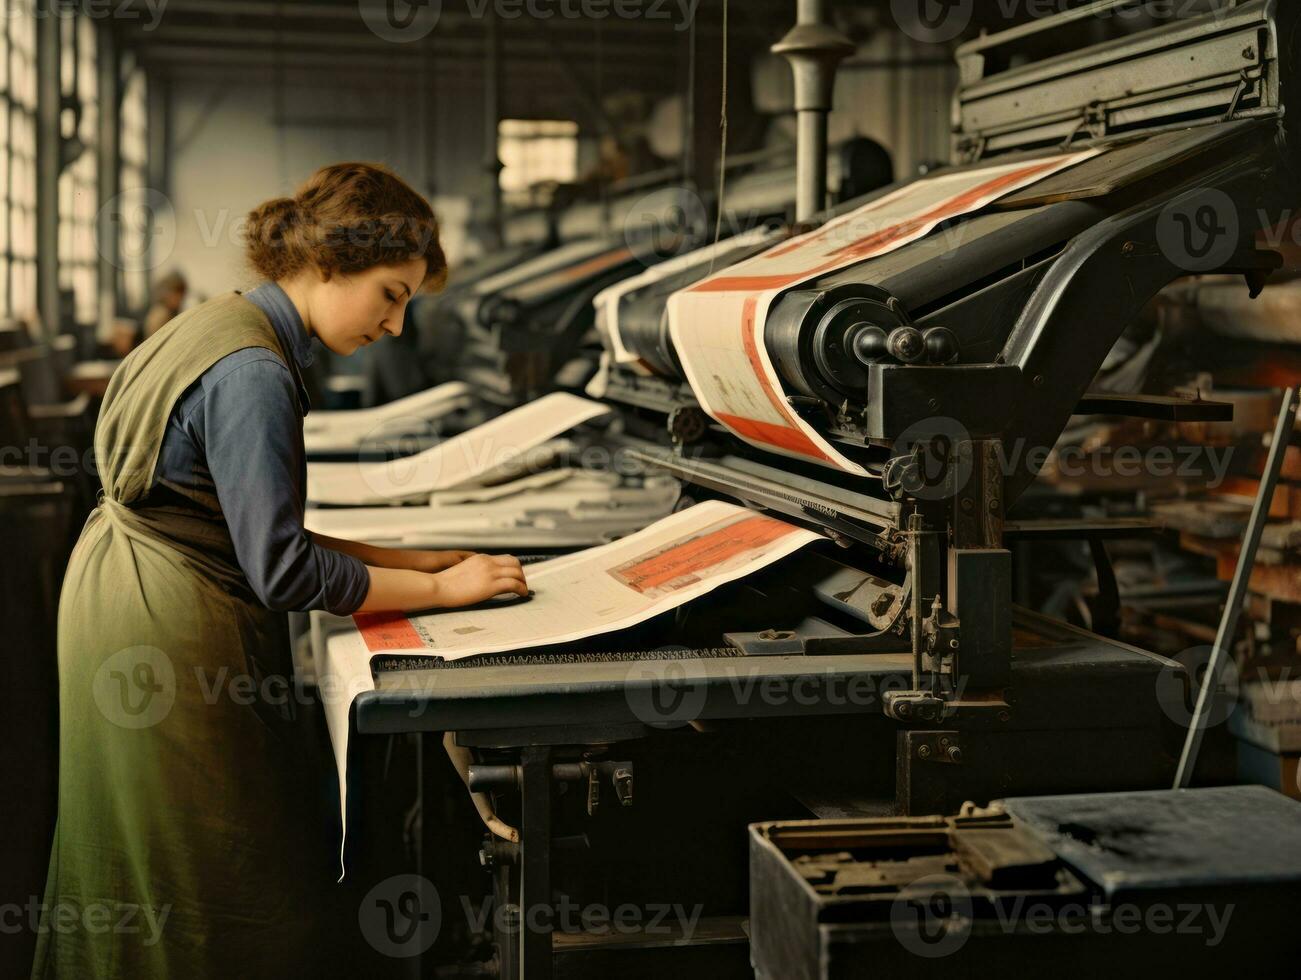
left=772, top=0, right=854, bottom=221
left=35, top=2, right=61, bottom=340
left=1174, top=385, right=1299, bottom=787
left=908, top=515, right=923, bottom=691
left=444, top=733, right=520, bottom=843
left=796, top=112, right=828, bottom=219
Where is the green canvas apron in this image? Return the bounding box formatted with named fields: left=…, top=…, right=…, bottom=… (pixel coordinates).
left=32, top=294, right=341, bottom=979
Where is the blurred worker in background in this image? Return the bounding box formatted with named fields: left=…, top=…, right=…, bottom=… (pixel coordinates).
left=143, top=270, right=188, bottom=338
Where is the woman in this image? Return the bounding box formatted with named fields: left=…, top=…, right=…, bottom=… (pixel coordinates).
left=32, top=163, right=527, bottom=979
left=142, top=270, right=188, bottom=340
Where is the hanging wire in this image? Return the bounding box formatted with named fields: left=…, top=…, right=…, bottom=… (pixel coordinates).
left=708, top=0, right=729, bottom=274
left=596, top=17, right=610, bottom=218
left=681, top=5, right=696, bottom=187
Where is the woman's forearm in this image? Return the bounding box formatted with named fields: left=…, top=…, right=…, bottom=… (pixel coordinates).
left=355, top=566, right=437, bottom=612
left=313, top=531, right=475, bottom=574
left=311, top=530, right=396, bottom=567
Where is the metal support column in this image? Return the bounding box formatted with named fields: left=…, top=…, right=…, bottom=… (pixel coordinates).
left=35, top=1, right=61, bottom=340
left=96, top=19, right=121, bottom=331
left=518, top=745, right=552, bottom=979
left=1175, top=386, right=1299, bottom=787
left=772, top=0, right=854, bottom=222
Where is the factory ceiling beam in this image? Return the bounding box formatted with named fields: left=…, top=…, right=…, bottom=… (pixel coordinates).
left=133, top=46, right=673, bottom=97
left=133, top=43, right=668, bottom=76
left=114, top=0, right=732, bottom=40
left=126, top=24, right=686, bottom=58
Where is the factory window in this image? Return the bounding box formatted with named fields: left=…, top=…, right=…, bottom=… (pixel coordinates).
left=0, top=2, right=38, bottom=321
left=58, top=13, right=98, bottom=328
left=119, top=67, right=149, bottom=314
left=498, top=119, right=579, bottom=207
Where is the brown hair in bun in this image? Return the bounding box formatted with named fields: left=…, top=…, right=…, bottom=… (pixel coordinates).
left=245, top=162, right=447, bottom=290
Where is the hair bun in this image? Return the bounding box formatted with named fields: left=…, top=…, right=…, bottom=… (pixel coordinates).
left=262, top=197, right=301, bottom=227
left=244, top=162, right=447, bottom=288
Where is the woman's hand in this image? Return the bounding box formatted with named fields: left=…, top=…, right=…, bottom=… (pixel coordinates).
left=356, top=554, right=528, bottom=613
left=430, top=554, right=528, bottom=607
left=406, top=549, right=476, bottom=574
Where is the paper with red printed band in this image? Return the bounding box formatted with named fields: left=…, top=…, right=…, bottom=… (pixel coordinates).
left=666, top=149, right=1102, bottom=474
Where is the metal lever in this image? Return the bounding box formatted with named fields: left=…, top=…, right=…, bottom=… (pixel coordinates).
left=1174, top=385, right=1299, bottom=787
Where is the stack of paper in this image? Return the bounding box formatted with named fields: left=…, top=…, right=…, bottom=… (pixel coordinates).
left=306, top=392, right=612, bottom=506
left=304, top=469, right=682, bottom=549
left=302, top=381, right=474, bottom=453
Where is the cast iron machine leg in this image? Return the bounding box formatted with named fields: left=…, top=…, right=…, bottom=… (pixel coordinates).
left=518, top=746, right=553, bottom=980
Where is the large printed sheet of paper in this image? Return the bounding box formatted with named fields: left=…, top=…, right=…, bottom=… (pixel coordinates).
left=320, top=500, right=821, bottom=875
left=593, top=226, right=782, bottom=365
left=667, top=150, right=1101, bottom=474
left=302, top=381, right=473, bottom=453
left=306, top=392, right=610, bottom=505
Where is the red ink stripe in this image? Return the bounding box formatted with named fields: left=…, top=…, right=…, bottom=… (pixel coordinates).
left=611, top=514, right=799, bottom=593
left=691, top=158, right=1070, bottom=294
left=717, top=412, right=833, bottom=458
left=722, top=296, right=836, bottom=464
left=688, top=274, right=805, bottom=293
left=354, top=613, right=423, bottom=652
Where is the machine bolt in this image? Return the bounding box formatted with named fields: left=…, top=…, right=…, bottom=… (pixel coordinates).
left=960, top=498, right=974, bottom=513
left=886, top=326, right=925, bottom=364
left=988, top=498, right=1000, bottom=513
left=917, top=744, right=932, bottom=759
left=998, top=710, right=1011, bottom=723
left=928, top=398, right=940, bottom=412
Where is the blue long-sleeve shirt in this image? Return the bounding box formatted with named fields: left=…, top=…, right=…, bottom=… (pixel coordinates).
left=149, top=283, right=370, bottom=615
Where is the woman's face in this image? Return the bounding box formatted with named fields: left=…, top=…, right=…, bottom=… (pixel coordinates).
left=307, top=258, right=427, bottom=356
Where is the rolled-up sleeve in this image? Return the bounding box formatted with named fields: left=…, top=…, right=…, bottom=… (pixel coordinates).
left=191, top=354, right=370, bottom=615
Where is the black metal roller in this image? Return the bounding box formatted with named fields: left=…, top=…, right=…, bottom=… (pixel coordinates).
left=922, top=326, right=960, bottom=364
left=849, top=324, right=889, bottom=363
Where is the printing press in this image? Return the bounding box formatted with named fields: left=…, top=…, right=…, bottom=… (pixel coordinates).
left=319, top=3, right=1301, bottom=977
left=448, top=149, right=853, bottom=411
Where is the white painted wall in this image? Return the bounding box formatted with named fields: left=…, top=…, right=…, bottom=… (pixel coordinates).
left=157, top=68, right=488, bottom=303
